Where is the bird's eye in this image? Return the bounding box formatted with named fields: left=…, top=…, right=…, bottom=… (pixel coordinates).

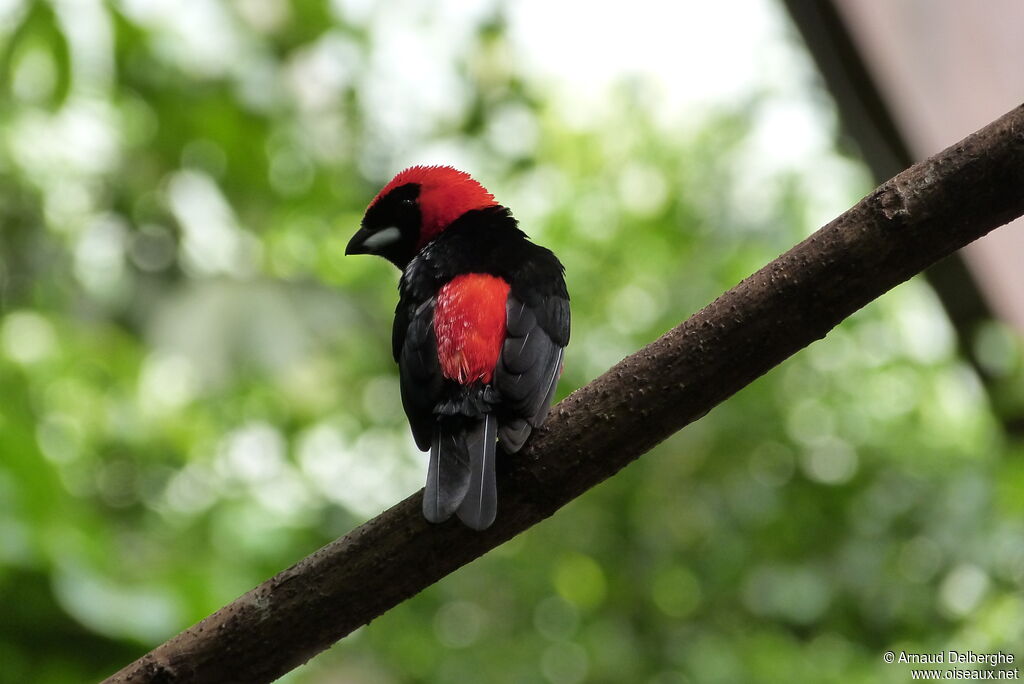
left=401, top=198, right=416, bottom=206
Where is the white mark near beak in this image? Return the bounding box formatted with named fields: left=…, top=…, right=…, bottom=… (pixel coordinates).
left=362, top=226, right=401, bottom=250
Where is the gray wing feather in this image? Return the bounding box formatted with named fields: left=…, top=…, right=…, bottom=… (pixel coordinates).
left=495, top=294, right=567, bottom=453
left=498, top=418, right=531, bottom=453
left=399, top=299, right=443, bottom=451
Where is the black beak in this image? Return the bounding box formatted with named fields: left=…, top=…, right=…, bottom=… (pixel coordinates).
left=345, top=226, right=374, bottom=256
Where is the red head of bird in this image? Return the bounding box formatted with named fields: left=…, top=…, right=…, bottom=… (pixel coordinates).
left=346, top=165, right=499, bottom=268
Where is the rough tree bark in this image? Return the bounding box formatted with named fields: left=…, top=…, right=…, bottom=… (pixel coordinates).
left=106, top=102, right=1024, bottom=684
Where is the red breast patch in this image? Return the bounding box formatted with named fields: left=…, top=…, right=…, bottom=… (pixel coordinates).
left=434, top=273, right=511, bottom=385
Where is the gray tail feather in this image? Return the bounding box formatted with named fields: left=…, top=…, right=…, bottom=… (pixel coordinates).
left=456, top=414, right=498, bottom=530
left=423, top=425, right=471, bottom=523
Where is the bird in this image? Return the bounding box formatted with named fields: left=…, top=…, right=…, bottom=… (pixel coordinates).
left=346, top=165, right=570, bottom=530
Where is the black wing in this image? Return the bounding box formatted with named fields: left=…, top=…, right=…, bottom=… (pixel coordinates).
left=493, top=292, right=569, bottom=452
left=395, top=298, right=443, bottom=451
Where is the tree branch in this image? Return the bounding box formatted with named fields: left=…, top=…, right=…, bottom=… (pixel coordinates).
left=106, top=102, right=1024, bottom=684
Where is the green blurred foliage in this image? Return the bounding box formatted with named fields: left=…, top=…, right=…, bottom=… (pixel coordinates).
left=1, top=1, right=1023, bottom=682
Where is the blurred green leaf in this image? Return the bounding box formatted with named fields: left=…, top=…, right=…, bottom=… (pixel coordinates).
left=0, top=0, right=71, bottom=110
